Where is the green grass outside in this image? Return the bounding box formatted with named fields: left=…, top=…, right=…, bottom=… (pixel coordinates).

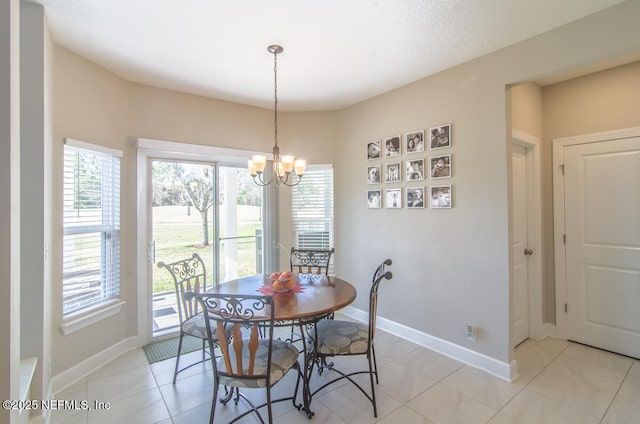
left=153, top=206, right=262, bottom=293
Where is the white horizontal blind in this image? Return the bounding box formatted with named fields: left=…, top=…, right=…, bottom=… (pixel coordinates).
left=291, top=165, right=334, bottom=273
left=63, top=140, right=121, bottom=316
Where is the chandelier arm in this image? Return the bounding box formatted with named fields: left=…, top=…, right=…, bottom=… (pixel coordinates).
left=275, top=171, right=302, bottom=187
left=253, top=171, right=275, bottom=187
left=281, top=174, right=302, bottom=187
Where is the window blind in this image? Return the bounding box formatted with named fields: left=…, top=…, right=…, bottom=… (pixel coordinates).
left=291, top=165, right=334, bottom=272
left=63, top=139, right=121, bottom=316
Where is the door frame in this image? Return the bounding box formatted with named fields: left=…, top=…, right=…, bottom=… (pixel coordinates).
left=552, top=127, right=640, bottom=340
left=511, top=129, right=544, bottom=345
left=135, top=137, right=270, bottom=346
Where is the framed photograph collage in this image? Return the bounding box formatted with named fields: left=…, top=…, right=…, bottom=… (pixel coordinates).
left=367, top=124, right=453, bottom=209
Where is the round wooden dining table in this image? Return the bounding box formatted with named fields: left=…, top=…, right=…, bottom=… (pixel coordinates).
left=207, top=273, right=357, bottom=417
left=208, top=273, right=357, bottom=322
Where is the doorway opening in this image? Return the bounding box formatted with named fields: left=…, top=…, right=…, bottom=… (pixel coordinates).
left=511, top=129, right=543, bottom=347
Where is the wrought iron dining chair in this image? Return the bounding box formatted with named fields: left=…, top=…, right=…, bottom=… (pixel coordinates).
left=288, top=247, right=335, bottom=343
left=290, top=247, right=334, bottom=275
left=157, top=253, right=222, bottom=384
left=189, top=292, right=303, bottom=424
left=310, top=258, right=392, bottom=417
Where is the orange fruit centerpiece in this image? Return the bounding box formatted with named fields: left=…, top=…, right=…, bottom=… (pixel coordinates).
left=280, top=271, right=295, bottom=289
left=272, top=279, right=284, bottom=291
left=267, top=271, right=296, bottom=292
left=284, top=277, right=296, bottom=289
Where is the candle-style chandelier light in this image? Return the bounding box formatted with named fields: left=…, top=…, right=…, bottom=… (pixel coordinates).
left=248, top=45, right=306, bottom=186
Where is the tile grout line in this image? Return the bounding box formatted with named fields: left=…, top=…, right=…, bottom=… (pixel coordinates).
left=484, top=340, right=570, bottom=423
left=521, top=341, right=623, bottom=423
left=147, top=361, right=175, bottom=424
left=596, top=360, right=635, bottom=424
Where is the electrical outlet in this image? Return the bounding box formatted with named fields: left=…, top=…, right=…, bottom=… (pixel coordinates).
left=466, top=324, right=477, bottom=342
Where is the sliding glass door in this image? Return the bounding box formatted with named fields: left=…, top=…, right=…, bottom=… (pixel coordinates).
left=150, top=160, right=264, bottom=337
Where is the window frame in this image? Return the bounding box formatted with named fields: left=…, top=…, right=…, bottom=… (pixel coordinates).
left=291, top=164, right=335, bottom=273
left=62, top=138, right=122, bottom=321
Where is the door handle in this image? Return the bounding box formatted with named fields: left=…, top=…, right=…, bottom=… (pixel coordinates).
left=524, top=248, right=533, bottom=256
left=149, top=240, right=156, bottom=264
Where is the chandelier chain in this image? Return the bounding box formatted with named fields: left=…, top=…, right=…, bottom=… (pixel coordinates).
left=273, top=48, right=278, bottom=149
left=248, top=44, right=305, bottom=187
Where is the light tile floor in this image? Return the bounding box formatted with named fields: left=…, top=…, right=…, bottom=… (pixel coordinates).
left=51, top=315, right=640, bottom=423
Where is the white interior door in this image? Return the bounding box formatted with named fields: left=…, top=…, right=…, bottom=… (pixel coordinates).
left=563, top=136, right=640, bottom=358
left=512, top=145, right=529, bottom=346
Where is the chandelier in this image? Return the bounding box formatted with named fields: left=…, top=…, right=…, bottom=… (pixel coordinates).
left=248, top=45, right=306, bottom=186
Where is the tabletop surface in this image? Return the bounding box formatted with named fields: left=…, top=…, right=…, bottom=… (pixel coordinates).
left=207, top=274, right=357, bottom=321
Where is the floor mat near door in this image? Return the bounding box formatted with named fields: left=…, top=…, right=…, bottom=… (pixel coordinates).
left=143, top=335, right=203, bottom=363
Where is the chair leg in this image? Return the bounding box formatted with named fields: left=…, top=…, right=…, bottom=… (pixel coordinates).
left=266, top=386, right=273, bottom=424
left=368, top=353, right=378, bottom=417
left=291, top=362, right=303, bottom=411
left=173, top=332, right=185, bottom=384
left=371, top=342, right=379, bottom=384
left=233, top=387, right=241, bottom=405
left=220, top=386, right=234, bottom=405
left=201, top=338, right=206, bottom=360
left=209, top=382, right=218, bottom=424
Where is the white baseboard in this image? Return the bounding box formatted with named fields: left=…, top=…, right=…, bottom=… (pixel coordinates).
left=30, top=336, right=137, bottom=424
left=342, top=306, right=515, bottom=382
left=50, top=336, right=139, bottom=395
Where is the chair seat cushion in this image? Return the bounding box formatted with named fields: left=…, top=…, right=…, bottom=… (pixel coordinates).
left=217, top=339, right=299, bottom=388
left=315, top=320, right=369, bottom=355
left=182, top=312, right=221, bottom=340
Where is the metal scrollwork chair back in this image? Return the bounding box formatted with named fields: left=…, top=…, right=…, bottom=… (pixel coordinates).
left=310, top=258, right=393, bottom=418
left=157, top=253, right=218, bottom=384
left=290, top=247, right=334, bottom=275
left=288, top=247, right=335, bottom=343
left=190, top=292, right=302, bottom=424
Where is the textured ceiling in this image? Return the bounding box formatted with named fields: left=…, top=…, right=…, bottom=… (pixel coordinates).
left=32, top=0, right=626, bottom=111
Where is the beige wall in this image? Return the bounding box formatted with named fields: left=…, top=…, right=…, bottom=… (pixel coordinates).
left=128, top=84, right=338, bottom=162
left=543, top=61, right=640, bottom=138
left=337, top=59, right=513, bottom=361
left=335, top=0, right=640, bottom=362
left=511, top=82, right=543, bottom=139
left=43, top=0, right=640, bottom=377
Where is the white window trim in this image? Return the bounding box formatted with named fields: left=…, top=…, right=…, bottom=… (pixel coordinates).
left=59, top=299, right=126, bottom=335
left=65, top=137, right=123, bottom=157
left=62, top=138, right=122, bottom=317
